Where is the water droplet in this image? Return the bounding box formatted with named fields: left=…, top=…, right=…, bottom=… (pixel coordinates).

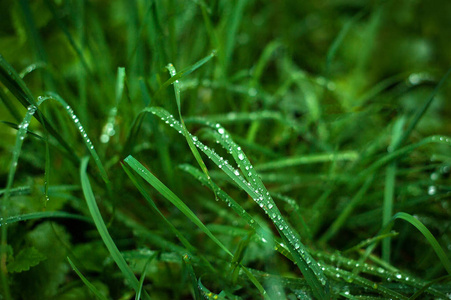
left=238, top=153, right=244, bottom=160
left=430, top=172, right=439, bottom=181
left=428, top=185, right=436, bottom=195
left=218, top=128, right=224, bottom=134
left=248, top=88, right=257, bottom=97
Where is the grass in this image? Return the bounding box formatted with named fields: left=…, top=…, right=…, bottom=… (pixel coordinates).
left=1, top=0, right=451, bottom=299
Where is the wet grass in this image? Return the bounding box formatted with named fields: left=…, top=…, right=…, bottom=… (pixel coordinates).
left=1, top=0, right=451, bottom=299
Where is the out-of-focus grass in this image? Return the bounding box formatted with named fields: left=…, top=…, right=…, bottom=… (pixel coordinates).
left=1, top=0, right=450, bottom=299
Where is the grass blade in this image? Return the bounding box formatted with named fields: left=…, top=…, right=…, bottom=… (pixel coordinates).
left=80, top=157, right=149, bottom=299
left=166, top=63, right=217, bottom=199
left=147, top=106, right=329, bottom=299
left=67, top=257, right=108, bottom=300
left=391, top=213, right=451, bottom=275
left=183, top=254, right=201, bottom=300
left=0, top=211, right=91, bottom=226
left=124, top=155, right=233, bottom=257
left=135, top=253, right=157, bottom=300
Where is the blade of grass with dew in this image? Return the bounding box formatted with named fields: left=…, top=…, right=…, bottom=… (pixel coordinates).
left=183, top=254, right=201, bottom=300
left=0, top=56, right=79, bottom=166
left=166, top=63, right=217, bottom=198
left=41, top=93, right=110, bottom=186
left=322, top=265, right=407, bottom=300
left=146, top=107, right=329, bottom=299
left=270, top=192, right=313, bottom=241
left=313, top=250, right=447, bottom=298
left=198, top=279, right=227, bottom=300
left=80, top=157, right=149, bottom=299
left=124, top=155, right=232, bottom=257
left=67, top=257, right=108, bottom=300
left=0, top=211, right=91, bottom=226
left=179, top=164, right=294, bottom=262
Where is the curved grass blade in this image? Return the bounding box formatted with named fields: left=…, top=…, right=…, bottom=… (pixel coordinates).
left=198, top=278, right=227, bottom=300
left=166, top=63, right=216, bottom=198
left=80, top=157, right=149, bottom=299
left=241, top=266, right=271, bottom=300
left=147, top=107, right=329, bottom=299
left=42, top=93, right=110, bottom=186
left=121, top=163, right=199, bottom=256
left=0, top=55, right=79, bottom=166
left=359, top=212, right=451, bottom=276
left=391, top=213, right=451, bottom=275
left=154, top=51, right=216, bottom=98
left=322, top=265, right=407, bottom=300
left=67, top=257, right=108, bottom=300
left=183, top=254, right=201, bottom=300
left=124, top=155, right=232, bottom=257
left=179, top=164, right=294, bottom=262
left=136, top=253, right=157, bottom=300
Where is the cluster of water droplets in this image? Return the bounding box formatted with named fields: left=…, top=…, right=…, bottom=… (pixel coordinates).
left=65, top=105, right=95, bottom=150
left=8, top=105, right=37, bottom=180
left=427, top=164, right=450, bottom=197
left=313, top=251, right=438, bottom=298
left=149, top=107, right=328, bottom=287
left=100, top=107, right=117, bottom=143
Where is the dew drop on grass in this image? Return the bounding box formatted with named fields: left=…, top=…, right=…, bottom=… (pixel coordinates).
left=218, top=128, right=224, bottom=134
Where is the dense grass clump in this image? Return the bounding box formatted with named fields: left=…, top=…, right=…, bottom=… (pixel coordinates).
left=1, top=0, right=451, bottom=299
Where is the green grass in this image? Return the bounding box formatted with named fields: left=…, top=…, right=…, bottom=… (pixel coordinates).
left=1, top=0, right=451, bottom=299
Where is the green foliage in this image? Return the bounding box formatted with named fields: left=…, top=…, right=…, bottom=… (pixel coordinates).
left=1, top=0, right=451, bottom=299
left=7, top=246, right=46, bottom=273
